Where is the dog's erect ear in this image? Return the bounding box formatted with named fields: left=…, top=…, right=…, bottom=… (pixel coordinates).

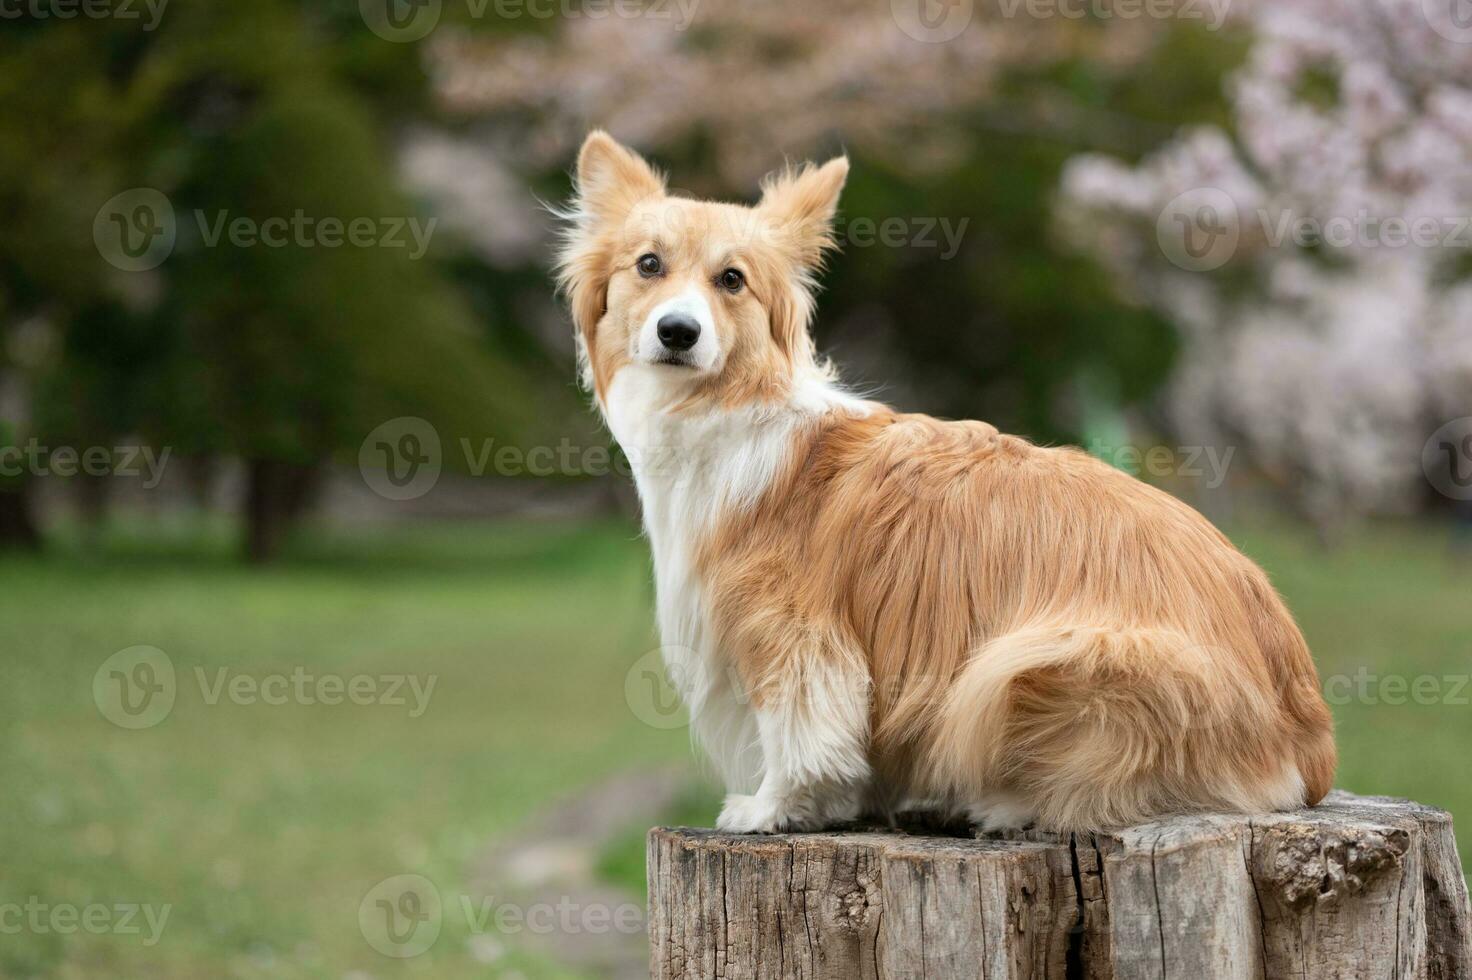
left=556, top=132, right=665, bottom=397
left=575, top=130, right=665, bottom=226
left=758, top=156, right=849, bottom=270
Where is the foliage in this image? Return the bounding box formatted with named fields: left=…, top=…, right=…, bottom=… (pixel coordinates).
left=0, top=0, right=551, bottom=558
left=1060, top=0, right=1472, bottom=529
left=416, top=6, right=1249, bottom=442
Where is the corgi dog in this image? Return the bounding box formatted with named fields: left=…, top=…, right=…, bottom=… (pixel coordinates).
left=556, top=131, right=1336, bottom=833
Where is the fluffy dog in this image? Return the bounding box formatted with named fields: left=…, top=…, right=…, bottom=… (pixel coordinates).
left=556, top=131, right=1335, bottom=833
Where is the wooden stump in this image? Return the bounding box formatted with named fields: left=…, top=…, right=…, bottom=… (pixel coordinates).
left=647, top=791, right=1470, bottom=979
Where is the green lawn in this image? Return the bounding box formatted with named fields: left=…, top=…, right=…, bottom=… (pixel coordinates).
left=0, top=518, right=689, bottom=979
left=0, top=514, right=1467, bottom=978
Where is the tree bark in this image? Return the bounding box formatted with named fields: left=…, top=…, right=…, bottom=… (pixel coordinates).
left=242, top=458, right=321, bottom=563
left=0, top=480, right=41, bottom=551
left=648, top=791, right=1471, bottom=979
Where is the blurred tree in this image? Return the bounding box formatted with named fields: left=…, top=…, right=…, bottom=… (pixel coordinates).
left=0, top=0, right=546, bottom=560
left=1060, top=0, right=1472, bottom=535
left=416, top=2, right=1245, bottom=444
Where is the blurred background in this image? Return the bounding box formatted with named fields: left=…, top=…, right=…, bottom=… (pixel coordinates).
left=2, top=0, right=1470, bottom=976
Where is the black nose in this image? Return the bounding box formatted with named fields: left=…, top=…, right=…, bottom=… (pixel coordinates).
left=657, top=314, right=701, bottom=352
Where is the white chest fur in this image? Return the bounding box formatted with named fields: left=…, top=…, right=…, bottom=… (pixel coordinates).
left=602, top=365, right=807, bottom=791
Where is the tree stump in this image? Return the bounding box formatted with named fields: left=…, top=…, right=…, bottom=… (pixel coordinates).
left=647, top=791, right=1470, bottom=979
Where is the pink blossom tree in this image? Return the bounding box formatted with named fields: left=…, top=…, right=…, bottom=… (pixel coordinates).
left=1059, top=0, right=1472, bottom=532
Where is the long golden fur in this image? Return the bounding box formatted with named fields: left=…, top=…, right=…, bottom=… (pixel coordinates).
left=557, top=131, right=1335, bottom=832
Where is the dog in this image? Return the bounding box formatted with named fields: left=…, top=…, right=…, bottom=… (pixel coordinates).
left=556, top=130, right=1336, bottom=833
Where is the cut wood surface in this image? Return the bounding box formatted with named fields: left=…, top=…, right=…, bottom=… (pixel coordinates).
left=647, top=791, right=1470, bottom=980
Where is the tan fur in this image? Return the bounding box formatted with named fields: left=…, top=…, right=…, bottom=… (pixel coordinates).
left=557, top=132, right=1336, bottom=831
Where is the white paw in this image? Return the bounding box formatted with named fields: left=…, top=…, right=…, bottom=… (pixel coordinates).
left=966, top=796, right=1037, bottom=833
left=716, top=794, right=789, bottom=834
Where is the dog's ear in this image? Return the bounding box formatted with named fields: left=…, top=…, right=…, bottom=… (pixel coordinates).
left=757, top=156, right=848, bottom=363
left=575, top=130, right=666, bottom=227
left=758, top=156, right=849, bottom=271
left=557, top=132, right=664, bottom=396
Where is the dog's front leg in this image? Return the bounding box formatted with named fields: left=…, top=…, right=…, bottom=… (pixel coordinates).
left=715, top=660, right=871, bottom=834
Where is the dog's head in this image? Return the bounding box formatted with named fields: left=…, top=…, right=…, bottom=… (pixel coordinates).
left=556, top=131, right=848, bottom=409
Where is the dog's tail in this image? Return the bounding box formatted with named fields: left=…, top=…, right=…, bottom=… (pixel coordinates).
left=927, top=621, right=1312, bottom=829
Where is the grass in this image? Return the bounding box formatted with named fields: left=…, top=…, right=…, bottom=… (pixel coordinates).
left=0, top=517, right=689, bottom=980
left=1, top=513, right=1468, bottom=977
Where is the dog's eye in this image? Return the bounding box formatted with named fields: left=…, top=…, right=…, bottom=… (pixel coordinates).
left=718, top=268, right=745, bottom=292
left=637, top=254, right=663, bottom=278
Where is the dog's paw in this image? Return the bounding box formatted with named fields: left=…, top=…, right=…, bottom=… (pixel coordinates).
left=966, top=796, right=1038, bottom=834
left=716, top=794, right=790, bottom=834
